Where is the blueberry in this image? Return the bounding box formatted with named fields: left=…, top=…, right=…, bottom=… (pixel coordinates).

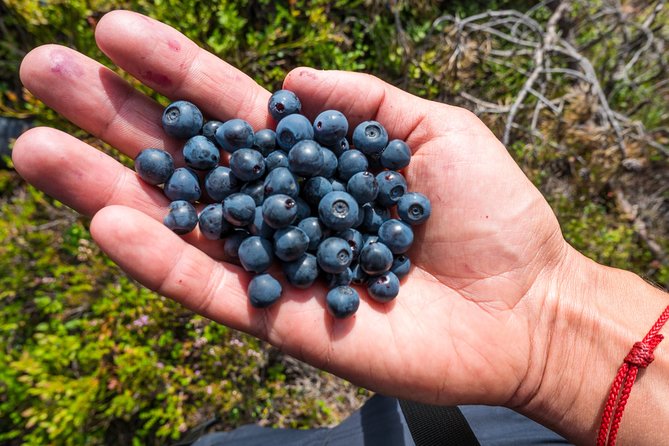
left=397, top=192, right=432, bottom=226
left=223, top=230, right=250, bottom=263
left=328, top=137, right=349, bottom=157
left=297, top=217, right=325, bottom=251
left=337, top=149, right=368, bottom=182
left=273, top=226, right=309, bottom=262
left=378, top=219, right=414, bottom=254
left=134, top=148, right=174, bottom=185
left=276, top=114, right=314, bottom=151
left=381, top=139, right=411, bottom=170
left=367, top=272, right=400, bottom=303
left=288, top=139, right=323, bottom=177
left=263, top=167, right=299, bottom=198
left=164, top=167, right=201, bottom=202
left=391, top=255, right=411, bottom=279
left=229, top=148, right=266, bottom=182
left=205, top=166, right=239, bottom=201
left=347, top=171, right=379, bottom=205
left=362, top=234, right=379, bottom=250
left=223, top=193, right=256, bottom=226
left=248, top=273, right=282, bottom=308
left=352, top=120, right=388, bottom=156
left=163, top=200, right=198, bottom=234
left=302, top=176, right=333, bottom=207
left=198, top=203, right=231, bottom=240
left=294, top=197, right=311, bottom=223
left=326, top=286, right=360, bottom=319
left=359, top=203, right=390, bottom=233
left=241, top=180, right=265, bottom=207
left=262, top=194, right=298, bottom=229
left=253, top=128, right=277, bottom=156
left=268, top=89, right=302, bottom=122
left=375, top=170, right=407, bottom=207
left=330, top=179, right=347, bottom=192
left=325, top=268, right=353, bottom=288
left=183, top=135, right=220, bottom=170
left=215, top=119, right=254, bottom=153
left=318, top=191, right=360, bottom=232
left=265, top=150, right=290, bottom=171
left=202, top=120, right=223, bottom=142
left=337, top=228, right=363, bottom=260
left=317, top=237, right=353, bottom=274
left=359, top=240, right=394, bottom=275
left=162, top=100, right=203, bottom=139
left=282, top=253, right=318, bottom=289
left=313, top=110, right=348, bottom=146
left=350, top=263, right=369, bottom=285
left=248, top=206, right=276, bottom=239
left=319, top=147, right=338, bottom=178
left=238, top=236, right=274, bottom=273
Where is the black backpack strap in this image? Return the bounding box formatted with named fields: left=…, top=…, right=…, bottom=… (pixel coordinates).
left=398, top=400, right=481, bottom=446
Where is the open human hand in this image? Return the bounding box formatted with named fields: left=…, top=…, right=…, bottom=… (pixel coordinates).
left=14, top=10, right=570, bottom=415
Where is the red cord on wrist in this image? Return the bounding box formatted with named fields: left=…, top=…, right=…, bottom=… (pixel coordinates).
left=597, top=304, right=669, bottom=446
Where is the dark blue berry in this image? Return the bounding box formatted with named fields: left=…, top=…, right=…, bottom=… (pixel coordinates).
left=359, top=203, right=390, bottom=233
left=328, top=137, right=349, bottom=157
left=163, top=200, right=198, bottom=234
left=288, top=139, right=323, bottom=177
left=397, top=192, right=432, bottom=226
left=303, top=176, right=333, bottom=207
left=164, top=168, right=201, bottom=202
left=223, top=193, right=256, bottom=226
left=362, top=234, right=379, bottom=250
left=318, top=191, right=360, bottom=232
left=198, top=203, right=231, bottom=240
left=326, top=286, right=360, bottom=319
left=252, top=129, right=277, bottom=156
left=248, top=274, right=282, bottom=308
left=241, top=180, right=265, bottom=207
left=265, top=150, right=290, bottom=171
left=215, top=119, right=254, bottom=153
left=347, top=171, right=379, bottom=205
left=276, top=114, right=314, bottom=151
left=330, top=179, right=347, bottom=192
left=313, top=110, right=348, bottom=146
left=205, top=166, right=239, bottom=201
left=183, top=135, right=220, bottom=170
left=223, top=230, right=249, bottom=263
left=378, top=219, right=414, bottom=254
left=229, top=148, right=265, bottom=182
left=294, top=197, right=311, bottom=223
left=375, top=170, right=407, bottom=207
left=391, top=255, right=411, bottom=279
left=297, top=217, right=325, bottom=251
left=325, top=268, right=353, bottom=288
left=352, top=120, right=388, bottom=156
left=248, top=206, right=276, bottom=239
left=268, top=90, right=302, bottom=122
left=319, top=148, right=338, bottom=178
left=381, top=139, right=411, bottom=170
left=367, top=272, right=400, bottom=303
left=134, top=148, right=174, bottom=185
left=359, top=240, right=393, bottom=275
left=162, top=101, right=203, bottom=139
left=317, top=237, right=353, bottom=274
left=273, top=226, right=309, bottom=262
left=337, top=228, right=363, bottom=260
left=263, top=167, right=299, bottom=198
left=238, top=236, right=274, bottom=273
left=283, top=253, right=318, bottom=289
left=337, top=149, right=368, bottom=182
left=351, top=263, right=369, bottom=285
left=202, top=120, right=223, bottom=142
left=262, top=194, right=298, bottom=229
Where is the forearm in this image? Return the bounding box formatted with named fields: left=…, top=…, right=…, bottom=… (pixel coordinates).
left=525, top=244, right=669, bottom=445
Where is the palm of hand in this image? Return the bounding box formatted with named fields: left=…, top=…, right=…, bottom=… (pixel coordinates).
left=14, top=11, right=566, bottom=409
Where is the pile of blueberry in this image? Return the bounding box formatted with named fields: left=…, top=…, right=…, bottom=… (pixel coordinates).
left=134, top=90, right=431, bottom=318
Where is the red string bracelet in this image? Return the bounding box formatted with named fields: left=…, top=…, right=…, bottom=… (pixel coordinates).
left=597, top=304, right=669, bottom=446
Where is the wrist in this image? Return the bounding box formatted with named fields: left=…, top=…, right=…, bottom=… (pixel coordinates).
left=520, top=243, right=669, bottom=445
